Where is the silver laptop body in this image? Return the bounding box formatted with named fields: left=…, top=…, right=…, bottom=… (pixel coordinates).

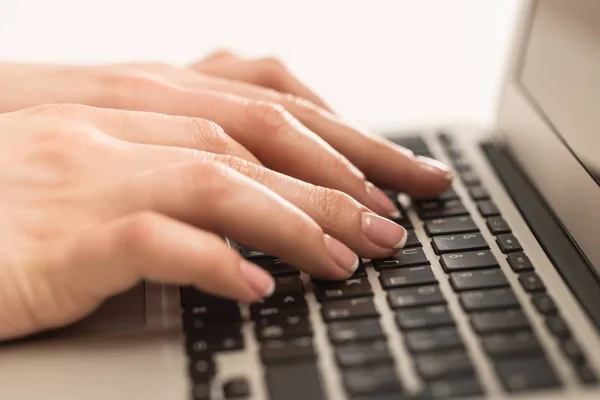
left=1, top=0, right=599, bottom=399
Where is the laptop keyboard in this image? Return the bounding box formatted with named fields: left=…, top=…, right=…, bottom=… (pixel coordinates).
left=179, top=134, right=598, bottom=399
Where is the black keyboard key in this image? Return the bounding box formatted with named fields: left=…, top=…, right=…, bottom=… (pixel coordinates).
left=379, top=265, right=437, bottom=289
left=518, top=272, right=545, bottom=292
left=343, top=365, right=403, bottom=396
left=460, top=171, right=480, bottom=186
left=266, top=363, right=325, bottom=400
left=419, top=188, right=458, bottom=202
left=496, top=357, right=561, bottom=392
left=416, top=199, right=468, bottom=219
left=531, top=293, right=557, bottom=315
left=459, top=288, right=519, bottom=312
left=249, top=294, right=308, bottom=320
left=192, top=382, right=212, bottom=400
left=255, top=315, right=312, bottom=341
left=387, top=285, right=445, bottom=309
left=576, top=364, right=598, bottom=385
left=240, top=247, right=269, bottom=259
left=260, top=337, right=316, bottom=365
left=546, top=316, right=571, bottom=340
left=405, top=229, right=421, bottom=247
left=507, top=252, right=533, bottom=272
left=477, top=200, right=500, bottom=217
left=396, top=305, right=455, bottom=330
left=561, top=339, right=586, bottom=364
left=452, top=158, right=471, bottom=172
left=187, top=330, right=244, bottom=354
left=415, top=352, right=474, bottom=380
left=373, top=247, right=429, bottom=269
left=471, top=309, right=530, bottom=334
left=314, top=263, right=367, bottom=282
left=425, top=216, right=478, bottom=236
left=189, top=357, right=216, bottom=381
left=392, top=136, right=428, bottom=151
left=314, top=277, right=372, bottom=301
left=405, top=327, right=464, bottom=353
left=432, top=233, right=488, bottom=254
left=321, top=297, right=379, bottom=322
left=486, top=216, right=512, bottom=235
left=328, top=319, right=385, bottom=344
left=274, top=275, right=304, bottom=294
left=254, top=257, right=299, bottom=276
left=335, top=340, right=393, bottom=368
left=423, top=378, right=484, bottom=398
left=181, top=287, right=228, bottom=307
left=482, top=331, right=543, bottom=358
left=391, top=214, right=413, bottom=229
left=468, top=185, right=489, bottom=200
left=496, top=234, right=522, bottom=253
left=450, top=269, right=509, bottom=291
left=183, top=303, right=242, bottom=331
left=440, top=250, right=498, bottom=272
left=223, top=377, right=250, bottom=398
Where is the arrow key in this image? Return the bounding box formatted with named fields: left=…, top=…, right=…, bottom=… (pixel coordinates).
left=255, top=315, right=313, bottom=341
left=314, top=277, right=373, bottom=302
left=249, top=293, right=308, bottom=320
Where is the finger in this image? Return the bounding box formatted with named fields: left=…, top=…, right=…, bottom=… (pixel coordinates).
left=76, top=105, right=261, bottom=165
left=191, top=49, right=243, bottom=68
left=113, top=85, right=398, bottom=218
left=64, top=212, right=275, bottom=304
left=118, top=159, right=359, bottom=280
left=190, top=55, right=334, bottom=112
left=191, top=77, right=453, bottom=198
left=140, top=146, right=408, bottom=259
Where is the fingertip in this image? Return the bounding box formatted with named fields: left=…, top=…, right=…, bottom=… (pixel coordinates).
left=239, top=259, right=275, bottom=300
left=416, top=156, right=454, bottom=182
left=323, top=234, right=359, bottom=277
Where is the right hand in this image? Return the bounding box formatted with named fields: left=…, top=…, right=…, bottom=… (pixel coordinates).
left=0, top=104, right=414, bottom=340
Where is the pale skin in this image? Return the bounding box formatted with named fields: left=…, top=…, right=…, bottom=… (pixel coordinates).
left=0, top=51, right=452, bottom=340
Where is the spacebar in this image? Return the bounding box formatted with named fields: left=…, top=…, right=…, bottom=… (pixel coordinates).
left=266, top=362, right=326, bottom=400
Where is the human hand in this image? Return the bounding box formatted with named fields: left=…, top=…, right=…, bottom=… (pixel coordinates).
left=0, top=104, right=437, bottom=340
left=0, top=56, right=451, bottom=218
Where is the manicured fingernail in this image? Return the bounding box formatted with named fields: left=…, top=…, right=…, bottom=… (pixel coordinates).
left=416, top=156, right=454, bottom=181
left=366, top=182, right=401, bottom=218
left=240, top=259, right=275, bottom=298
left=362, top=212, right=407, bottom=249
left=324, top=234, right=359, bottom=273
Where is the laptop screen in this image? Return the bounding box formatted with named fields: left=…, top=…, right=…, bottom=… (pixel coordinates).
left=520, top=0, right=600, bottom=184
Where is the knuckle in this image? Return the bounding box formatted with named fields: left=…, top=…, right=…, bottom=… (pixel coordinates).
left=256, top=57, right=289, bottom=87
left=313, top=187, right=355, bottom=225
left=246, top=101, right=293, bottom=136
left=185, top=161, right=236, bottom=203
left=95, top=72, right=168, bottom=108
left=117, top=211, right=164, bottom=250
left=280, top=92, right=321, bottom=113
left=218, top=155, right=266, bottom=182
left=258, top=57, right=287, bottom=75
left=186, top=118, right=232, bottom=154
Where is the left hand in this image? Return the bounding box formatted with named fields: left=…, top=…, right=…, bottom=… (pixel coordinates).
left=0, top=55, right=452, bottom=214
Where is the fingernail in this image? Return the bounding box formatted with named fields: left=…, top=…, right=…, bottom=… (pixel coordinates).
left=365, top=182, right=401, bottom=218
left=362, top=212, right=407, bottom=249
left=323, top=234, right=359, bottom=273
left=416, top=156, right=454, bottom=181
left=240, top=259, right=275, bottom=298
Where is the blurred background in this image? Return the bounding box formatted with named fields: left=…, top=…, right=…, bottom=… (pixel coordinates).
left=0, top=0, right=519, bottom=131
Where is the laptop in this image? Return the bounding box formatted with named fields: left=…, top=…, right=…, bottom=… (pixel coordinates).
left=1, top=0, right=599, bottom=399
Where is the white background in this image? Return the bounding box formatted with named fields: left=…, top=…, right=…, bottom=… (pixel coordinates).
left=0, top=0, right=520, bottom=130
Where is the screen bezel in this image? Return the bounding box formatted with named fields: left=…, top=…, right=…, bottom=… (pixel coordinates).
left=495, top=0, right=600, bottom=276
